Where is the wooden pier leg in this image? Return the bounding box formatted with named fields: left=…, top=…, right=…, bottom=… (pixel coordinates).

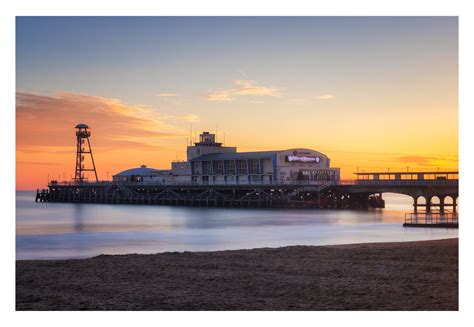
left=413, top=196, right=418, bottom=213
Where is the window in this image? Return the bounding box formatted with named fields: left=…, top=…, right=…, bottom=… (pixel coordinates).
left=202, top=161, right=212, bottom=175
left=238, top=160, right=247, bottom=174
left=227, top=161, right=236, bottom=174
left=216, top=161, right=224, bottom=175
left=249, top=159, right=260, bottom=174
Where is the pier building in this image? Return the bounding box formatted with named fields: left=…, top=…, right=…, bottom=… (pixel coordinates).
left=112, top=165, right=172, bottom=183
left=112, top=131, right=340, bottom=185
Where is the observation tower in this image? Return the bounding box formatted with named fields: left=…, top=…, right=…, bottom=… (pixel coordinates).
left=74, top=124, right=98, bottom=182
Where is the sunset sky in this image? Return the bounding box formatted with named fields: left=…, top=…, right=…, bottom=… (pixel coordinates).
left=16, top=16, right=458, bottom=190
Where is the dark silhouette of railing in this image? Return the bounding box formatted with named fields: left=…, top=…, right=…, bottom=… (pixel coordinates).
left=404, top=212, right=458, bottom=225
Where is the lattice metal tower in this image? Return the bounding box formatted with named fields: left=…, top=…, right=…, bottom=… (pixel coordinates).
left=74, top=123, right=98, bottom=182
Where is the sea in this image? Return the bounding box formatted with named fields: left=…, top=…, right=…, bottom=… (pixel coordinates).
left=16, top=191, right=458, bottom=260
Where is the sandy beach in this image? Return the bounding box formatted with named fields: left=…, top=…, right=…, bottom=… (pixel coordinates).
left=16, top=238, right=458, bottom=311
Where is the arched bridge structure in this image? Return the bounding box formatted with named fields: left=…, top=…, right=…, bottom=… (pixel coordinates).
left=335, top=171, right=458, bottom=213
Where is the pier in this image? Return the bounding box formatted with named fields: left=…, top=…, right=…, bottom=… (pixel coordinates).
left=37, top=170, right=458, bottom=220
left=34, top=123, right=458, bottom=226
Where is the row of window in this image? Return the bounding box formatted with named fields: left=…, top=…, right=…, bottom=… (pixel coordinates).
left=195, top=175, right=271, bottom=182
left=199, top=159, right=262, bottom=175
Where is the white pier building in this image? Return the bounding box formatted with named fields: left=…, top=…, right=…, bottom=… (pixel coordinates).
left=113, top=132, right=340, bottom=185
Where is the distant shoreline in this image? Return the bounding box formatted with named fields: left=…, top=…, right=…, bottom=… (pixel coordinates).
left=16, top=238, right=458, bottom=310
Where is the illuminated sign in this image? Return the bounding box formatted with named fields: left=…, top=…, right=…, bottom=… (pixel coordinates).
left=286, top=155, right=320, bottom=163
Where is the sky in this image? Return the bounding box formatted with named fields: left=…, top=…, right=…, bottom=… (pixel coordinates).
left=16, top=16, right=458, bottom=190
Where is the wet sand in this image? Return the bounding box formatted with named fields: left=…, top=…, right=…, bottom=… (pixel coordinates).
left=16, top=238, right=458, bottom=311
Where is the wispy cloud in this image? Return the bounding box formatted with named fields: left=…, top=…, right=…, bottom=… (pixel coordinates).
left=17, top=161, right=61, bottom=166
left=205, top=80, right=283, bottom=102
left=16, top=92, right=198, bottom=151
left=314, top=94, right=335, bottom=100
left=237, top=69, right=248, bottom=78
left=368, top=155, right=458, bottom=168
left=159, top=114, right=200, bottom=123
left=397, top=156, right=434, bottom=164
left=396, top=156, right=457, bottom=167
left=157, top=93, right=177, bottom=97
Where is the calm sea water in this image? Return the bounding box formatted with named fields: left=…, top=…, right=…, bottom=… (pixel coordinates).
left=16, top=191, right=458, bottom=260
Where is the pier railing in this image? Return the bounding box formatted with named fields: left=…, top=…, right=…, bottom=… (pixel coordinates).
left=404, top=212, right=458, bottom=225
left=49, top=180, right=344, bottom=187
left=354, top=179, right=458, bottom=186
left=48, top=178, right=457, bottom=188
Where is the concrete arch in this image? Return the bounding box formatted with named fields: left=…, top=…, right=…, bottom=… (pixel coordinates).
left=431, top=196, right=440, bottom=204
left=417, top=196, right=427, bottom=204
left=430, top=196, right=445, bottom=213
left=413, top=195, right=427, bottom=213
left=377, top=192, right=412, bottom=211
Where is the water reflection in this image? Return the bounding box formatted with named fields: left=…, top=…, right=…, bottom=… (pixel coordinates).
left=16, top=191, right=458, bottom=260
left=73, top=204, right=84, bottom=232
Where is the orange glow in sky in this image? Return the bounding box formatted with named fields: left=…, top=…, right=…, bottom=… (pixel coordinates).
left=16, top=17, right=458, bottom=189
left=16, top=90, right=458, bottom=190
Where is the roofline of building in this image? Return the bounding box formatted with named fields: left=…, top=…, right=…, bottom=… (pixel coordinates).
left=190, top=148, right=328, bottom=161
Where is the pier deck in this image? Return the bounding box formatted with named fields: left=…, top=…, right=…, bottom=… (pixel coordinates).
left=36, top=172, right=457, bottom=212
left=37, top=180, right=384, bottom=209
